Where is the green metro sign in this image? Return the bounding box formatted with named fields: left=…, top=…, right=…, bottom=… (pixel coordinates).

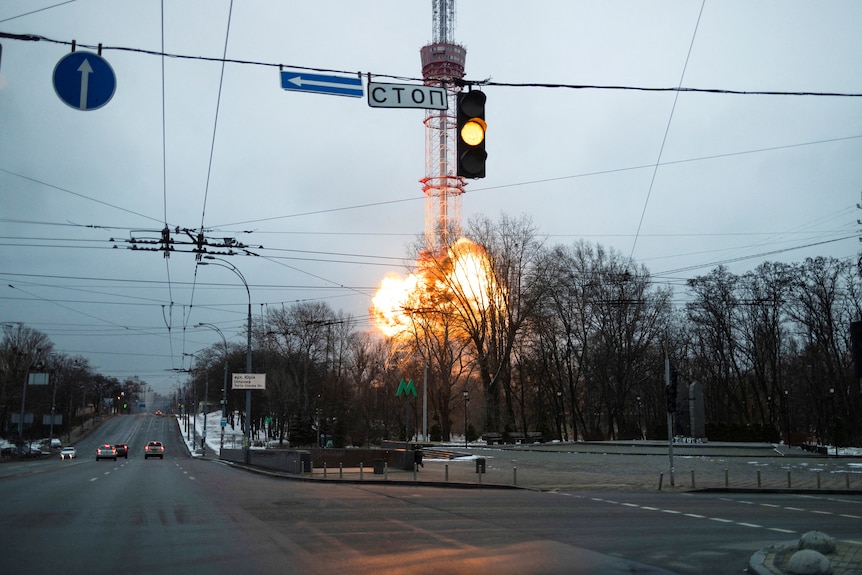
left=395, top=379, right=417, bottom=397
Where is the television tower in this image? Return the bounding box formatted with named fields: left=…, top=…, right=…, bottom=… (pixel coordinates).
left=420, top=0, right=466, bottom=254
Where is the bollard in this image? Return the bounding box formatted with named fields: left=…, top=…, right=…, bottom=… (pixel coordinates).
left=725, top=469, right=729, bottom=488
left=339, top=462, right=343, bottom=479
left=384, top=462, right=388, bottom=481
left=787, top=470, right=792, bottom=488
left=413, top=463, right=417, bottom=481
left=360, top=462, right=364, bottom=481
left=817, top=471, right=821, bottom=489
left=323, top=462, right=327, bottom=479
left=757, top=470, right=761, bottom=488
left=445, top=463, right=449, bottom=482
left=691, top=469, right=696, bottom=489
left=659, top=472, right=664, bottom=491
left=513, top=466, right=518, bottom=486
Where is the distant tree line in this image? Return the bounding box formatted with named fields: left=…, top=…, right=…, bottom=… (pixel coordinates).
left=4, top=213, right=859, bottom=449
left=0, top=323, right=147, bottom=446
left=185, top=214, right=861, bottom=448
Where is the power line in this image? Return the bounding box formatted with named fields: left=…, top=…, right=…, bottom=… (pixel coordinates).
left=1, top=31, right=861, bottom=98
left=629, top=0, right=706, bottom=264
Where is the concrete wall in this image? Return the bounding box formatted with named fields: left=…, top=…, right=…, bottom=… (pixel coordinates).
left=221, top=445, right=419, bottom=474
left=221, top=448, right=310, bottom=474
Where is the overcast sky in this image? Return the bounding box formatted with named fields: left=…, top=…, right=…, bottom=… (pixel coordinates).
left=1, top=1, right=860, bottom=395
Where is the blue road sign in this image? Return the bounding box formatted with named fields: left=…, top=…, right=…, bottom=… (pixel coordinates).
left=280, top=70, right=363, bottom=98
left=53, top=51, right=116, bottom=111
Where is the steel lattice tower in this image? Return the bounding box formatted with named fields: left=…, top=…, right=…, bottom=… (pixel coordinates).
left=420, top=0, right=466, bottom=254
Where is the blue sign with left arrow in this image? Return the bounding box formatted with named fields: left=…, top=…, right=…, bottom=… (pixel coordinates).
left=281, top=70, right=363, bottom=98
left=53, top=51, right=116, bottom=111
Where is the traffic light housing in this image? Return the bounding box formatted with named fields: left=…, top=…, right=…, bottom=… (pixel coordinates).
left=456, top=90, right=487, bottom=178
left=666, top=367, right=678, bottom=413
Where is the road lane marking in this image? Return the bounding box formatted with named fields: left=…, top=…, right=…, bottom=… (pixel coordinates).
left=738, top=522, right=762, bottom=528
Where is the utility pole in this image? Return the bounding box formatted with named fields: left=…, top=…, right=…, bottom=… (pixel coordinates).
left=665, top=353, right=675, bottom=487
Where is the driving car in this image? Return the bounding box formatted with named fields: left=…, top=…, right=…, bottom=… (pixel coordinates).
left=60, top=446, right=77, bottom=460
left=96, top=444, right=117, bottom=461
left=114, top=443, right=128, bottom=458
left=144, top=441, right=164, bottom=459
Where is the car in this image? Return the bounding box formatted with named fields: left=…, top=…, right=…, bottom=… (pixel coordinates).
left=96, top=444, right=117, bottom=461
left=60, top=446, right=77, bottom=460
left=50, top=438, right=62, bottom=449
left=144, top=441, right=164, bottom=459
left=114, top=443, right=128, bottom=458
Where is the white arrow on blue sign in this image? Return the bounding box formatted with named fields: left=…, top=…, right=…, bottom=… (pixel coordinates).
left=280, top=70, right=363, bottom=98
left=53, top=51, right=116, bottom=111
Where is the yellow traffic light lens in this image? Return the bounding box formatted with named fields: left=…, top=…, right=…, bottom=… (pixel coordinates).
left=461, top=118, right=486, bottom=146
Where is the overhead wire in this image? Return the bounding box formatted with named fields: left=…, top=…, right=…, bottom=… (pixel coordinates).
left=628, top=0, right=705, bottom=265
left=158, top=0, right=178, bottom=373
left=1, top=30, right=861, bottom=98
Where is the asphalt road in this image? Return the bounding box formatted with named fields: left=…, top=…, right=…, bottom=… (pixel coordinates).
left=2, top=415, right=860, bottom=574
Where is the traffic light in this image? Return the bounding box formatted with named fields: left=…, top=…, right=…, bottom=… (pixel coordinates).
left=666, top=367, right=678, bottom=413
left=456, top=90, right=487, bottom=178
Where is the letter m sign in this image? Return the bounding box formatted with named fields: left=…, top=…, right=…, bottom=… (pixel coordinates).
left=395, top=379, right=417, bottom=397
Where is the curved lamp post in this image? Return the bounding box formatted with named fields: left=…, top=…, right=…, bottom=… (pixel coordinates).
left=198, top=257, right=252, bottom=462
left=195, top=322, right=228, bottom=451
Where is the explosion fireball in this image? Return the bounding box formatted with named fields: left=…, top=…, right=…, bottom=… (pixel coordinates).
left=371, top=238, right=500, bottom=338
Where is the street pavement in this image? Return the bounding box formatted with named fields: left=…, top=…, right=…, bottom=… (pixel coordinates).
left=211, top=440, right=862, bottom=575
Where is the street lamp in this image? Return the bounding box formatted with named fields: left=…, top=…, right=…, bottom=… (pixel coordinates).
left=18, top=353, right=44, bottom=456
left=195, top=322, right=228, bottom=452
left=198, top=257, right=252, bottom=462
left=829, top=387, right=837, bottom=457
left=463, top=389, right=469, bottom=449
left=183, top=353, right=200, bottom=447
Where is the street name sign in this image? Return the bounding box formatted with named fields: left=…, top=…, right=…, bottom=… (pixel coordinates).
left=53, top=51, right=116, bottom=111
left=28, top=373, right=49, bottom=385
left=368, top=82, right=447, bottom=110
left=232, top=373, right=266, bottom=390
left=281, top=70, right=363, bottom=98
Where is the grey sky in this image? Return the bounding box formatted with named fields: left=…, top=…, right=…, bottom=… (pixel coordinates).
left=1, top=1, right=860, bottom=394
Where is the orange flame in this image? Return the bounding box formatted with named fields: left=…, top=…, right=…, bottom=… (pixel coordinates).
left=371, top=238, right=501, bottom=337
